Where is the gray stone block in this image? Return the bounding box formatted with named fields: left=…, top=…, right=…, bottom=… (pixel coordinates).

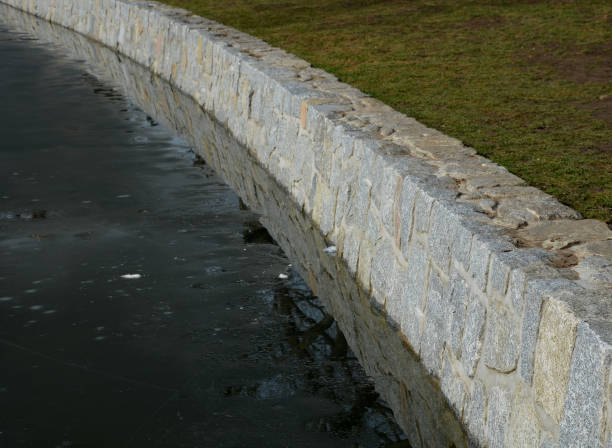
left=441, top=353, right=467, bottom=418
left=461, top=295, right=486, bottom=377
left=486, top=386, right=511, bottom=448
left=464, top=380, right=487, bottom=446
left=387, top=262, right=408, bottom=327
left=342, top=228, right=360, bottom=276
left=371, top=238, right=396, bottom=297
left=446, top=268, right=470, bottom=358
left=488, top=251, right=511, bottom=296
left=346, top=168, right=372, bottom=229
left=483, top=304, right=519, bottom=373
left=413, top=190, right=435, bottom=233
left=559, top=322, right=610, bottom=448
left=365, top=206, right=381, bottom=244
left=428, top=201, right=457, bottom=274
left=519, top=280, right=545, bottom=385
left=453, top=222, right=474, bottom=272
left=399, top=177, right=418, bottom=259
left=519, top=278, right=579, bottom=386
left=468, top=235, right=492, bottom=293
left=420, top=270, right=449, bottom=375
left=401, top=242, right=430, bottom=351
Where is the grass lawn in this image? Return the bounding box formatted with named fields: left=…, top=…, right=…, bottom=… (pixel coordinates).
left=160, top=0, right=611, bottom=224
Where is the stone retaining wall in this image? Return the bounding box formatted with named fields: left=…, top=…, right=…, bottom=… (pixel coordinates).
left=3, top=1, right=610, bottom=446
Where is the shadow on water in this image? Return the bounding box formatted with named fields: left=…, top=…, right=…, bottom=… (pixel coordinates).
left=0, top=4, right=468, bottom=447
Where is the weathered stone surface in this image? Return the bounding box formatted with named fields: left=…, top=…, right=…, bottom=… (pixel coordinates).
left=483, top=304, right=519, bottom=373
left=559, top=323, right=610, bottom=448
left=571, top=239, right=612, bottom=259
left=413, top=190, right=435, bottom=233
left=401, top=242, right=429, bottom=350
left=574, top=256, right=612, bottom=288
left=486, top=386, right=512, bottom=448
left=496, top=193, right=581, bottom=222
left=342, top=228, right=360, bottom=275
left=461, top=296, right=486, bottom=377
left=469, top=235, right=492, bottom=292
left=519, top=278, right=573, bottom=385
left=464, top=380, right=486, bottom=445
left=506, top=386, right=541, bottom=448
left=371, top=238, right=396, bottom=298
left=441, top=353, right=467, bottom=418
left=517, top=219, right=612, bottom=251
left=428, top=201, right=456, bottom=274
left=420, top=270, right=448, bottom=375
left=534, top=299, right=579, bottom=423
left=399, top=177, right=418, bottom=258
left=447, top=269, right=470, bottom=358
left=387, top=261, right=408, bottom=327
left=453, top=223, right=474, bottom=272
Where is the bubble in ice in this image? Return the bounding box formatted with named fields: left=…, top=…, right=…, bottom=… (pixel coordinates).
left=278, top=273, right=288, bottom=279
left=116, top=194, right=131, bottom=199
left=25, top=289, right=38, bottom=294
left=29, top=305, right=43, bottom=311
left=0, top=297, right=13, bottom=302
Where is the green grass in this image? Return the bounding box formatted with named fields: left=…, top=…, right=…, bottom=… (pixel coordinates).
left=161, top=0, right=612, bottom=223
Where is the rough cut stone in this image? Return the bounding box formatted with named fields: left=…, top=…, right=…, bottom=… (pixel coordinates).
left=428, top=202, right=456, bottom=274
left=446, top=269, right=470, bottom=358
left=574, top=256, right=612, bottom=288
left=559, top=322, right=610, bottom=448
left=517, top=219, right=612, bottom=251
left=371, top=239, right=396, bottom=298
left=464, top=380, right=486, bottom=446
left=420, top=270, right=448, bottom=375
left=486, top=386, right=512, bottom=448
left=461, top=296, right=486, bottom=377
left=441, top=353, right=467, bottom=418
left=534, top=299, right=579, bottom=423
left=399, top=177, right=418, bottom=258
left=483, top=304, right=519, bottom=373
left=506, top=386, right=541, bottom=448
left=468, top=235, right=492, bottom=292
left=413, top=190, right=435, bottom=233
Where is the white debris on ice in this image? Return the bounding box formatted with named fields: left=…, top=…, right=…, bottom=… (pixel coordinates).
left=121, top=274, right=142, bottom=279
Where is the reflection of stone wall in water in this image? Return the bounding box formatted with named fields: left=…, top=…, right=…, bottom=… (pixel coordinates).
left=3, top=2, right=611, bottom=447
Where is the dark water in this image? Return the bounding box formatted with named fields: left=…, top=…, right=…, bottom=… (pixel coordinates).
left=0, top=18, right=406, bottom=448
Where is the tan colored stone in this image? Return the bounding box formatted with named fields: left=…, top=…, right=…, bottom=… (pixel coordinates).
left=517, top=219, right=612, bottom=250
left=506, top=386, right=541, bottom=448
left=534, top=299, right=579, bottom=422
left=571, top=239, right=612, bottom=259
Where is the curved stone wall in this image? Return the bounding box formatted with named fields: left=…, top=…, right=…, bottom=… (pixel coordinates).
left=2, top=1, right=610, bottom=447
